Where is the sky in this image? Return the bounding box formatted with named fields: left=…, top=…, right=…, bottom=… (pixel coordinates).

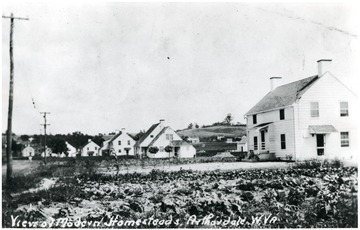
left=2, top=1, right=360, bottom=135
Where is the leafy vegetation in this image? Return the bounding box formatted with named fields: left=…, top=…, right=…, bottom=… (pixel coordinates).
left=2, top=160, right=357, bottom=228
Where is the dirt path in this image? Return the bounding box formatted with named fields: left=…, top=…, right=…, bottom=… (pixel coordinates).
left=101, top=161, right=293, bottom=174
left=2, top=160, right=40, bottom=176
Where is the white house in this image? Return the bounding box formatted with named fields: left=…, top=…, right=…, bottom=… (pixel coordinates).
left=80, top=139, right=100, bottom=156
left=237, top=136, right=247, bottom=152
left=66, top=141, right=77, bottom=157
left=187, top=137, right=200, bottom=144
left=106, top=128, right=136, bottom=156
left=135, top=120, right=196, bottom=158
left=98, top=134, right=115, bottom=156
left=41, top=147, right=52, bottom=157
left=22, top=145, right=35, bottom=157
left=245, top=59, right=358, bottom=161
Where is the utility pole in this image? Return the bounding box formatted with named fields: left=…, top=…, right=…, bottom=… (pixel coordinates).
left=40, top=112, right=50, bottom=164
left=2, top=13, right=29, bottom=186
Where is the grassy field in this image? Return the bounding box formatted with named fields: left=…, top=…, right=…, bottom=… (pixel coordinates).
left=176, top=125, right=246, bottom=139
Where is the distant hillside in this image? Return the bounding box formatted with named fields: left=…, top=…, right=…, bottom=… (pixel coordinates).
left=176, top=125, right=246, bottom=141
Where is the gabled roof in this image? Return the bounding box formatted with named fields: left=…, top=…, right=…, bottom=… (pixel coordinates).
left=148, top=127, right=170, bottom=147
left=239, top=136, right=247, bottom=144
left=80, top=140, right=100, bottom=149
left=171, top=140, right=192, bottom=147
left=245, top=75, right=319, bottom=115
left=108, top=132, right=122, bottom=143
left=108, top=131, right=134, bottom=143
left=102, top=135, right=115, bottom=141
left=134, top=123, right=160, bottom=147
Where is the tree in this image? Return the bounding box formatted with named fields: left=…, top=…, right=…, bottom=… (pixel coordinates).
left=19, top=135, right=30, bottom=142
left=188, top=123, right=193, bottom=129
left=194, top=123, right=200, bottom=129
left=164, top=145, right=173, bottom=153
left=224, top=113, right=233, bottom=125
left=148, top=146, right=159, bottom=154
left=92, top=135, right=105, bottom=147
left=48, top=138, right=68, bottom=154
left=11, top=139, right=24, bottom=157
left=133, top=130, right=145, bottom=141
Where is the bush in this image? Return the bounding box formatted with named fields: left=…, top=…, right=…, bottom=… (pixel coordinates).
left=293, top=160, right=322, bottom=169
left=294, top=159, right=345, bottom=170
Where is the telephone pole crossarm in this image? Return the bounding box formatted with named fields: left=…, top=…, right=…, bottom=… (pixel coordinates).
left=2, top=15, right=29, bottom=20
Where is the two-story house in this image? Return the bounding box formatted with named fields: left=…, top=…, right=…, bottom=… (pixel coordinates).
left=80, top=139, right=100, bottom=157
left=107, top=128, right=136, bottom=156
left=245, top=59, right=358, bottom=161
left=135, top=120, right=196, bottom=158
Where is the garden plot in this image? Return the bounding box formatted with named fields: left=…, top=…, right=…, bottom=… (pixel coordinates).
left=2, top=162, right=358, bottom=228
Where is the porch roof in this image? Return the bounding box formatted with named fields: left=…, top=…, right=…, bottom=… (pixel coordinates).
left=250, top=122, right=273, bottom=131
left=309, top=125, right=337, bottom=134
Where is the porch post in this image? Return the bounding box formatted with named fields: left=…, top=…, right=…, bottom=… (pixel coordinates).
left=257, top=130, right=260, bottom=155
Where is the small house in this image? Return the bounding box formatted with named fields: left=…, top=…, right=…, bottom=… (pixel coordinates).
left=22, top=145, right=35, bottom=157
left=80, top=139, right=100, bottom=157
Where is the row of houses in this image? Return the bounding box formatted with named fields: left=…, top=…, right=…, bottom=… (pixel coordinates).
left=82, top=120, right=197, bottom=158
left=22, top=59, right=357, bottom=161
left=23, top=120, right=197, bottom=159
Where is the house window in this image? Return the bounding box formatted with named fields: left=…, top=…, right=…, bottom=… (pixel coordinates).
left=118, top=149, right=121, bottom=153
left=280, top=134, right=286, bottom=149
left=253, top=136, right=258, bottom=150
left=118, top=141, right=121, bottom=145
left=253, top=115, right=257, bottom=124
left=310, top=102, right=319, bottom=117
left=166, top=134, right=173, bottom=140
left=87, top=147, right=89, bottom=150
left=159, top=146, right=164, bottom=152
left=279, top=109, right=285, bottom=120
left=127, top=140, right=130, bottom=145
left=340, top=102, right=349, bottom=117
left=95, top=147, right=97, bottom=150
left=340, top=132, right=349, bottom=147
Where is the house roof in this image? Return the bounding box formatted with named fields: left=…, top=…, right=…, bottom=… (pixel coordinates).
left=134, top=123, right=160, bottom=147
left=214, top=152, right=235, bottom=158
left=148, top=127, right=169, bottom=147
left=107, top=131, right=134, bottom=144
left=108, top=132, right=122, bottom=143
left=80, top=140, right=100, bottom=150
left=239, top=136, right=247, bottom=144
left=193, top=142, right=237, bottom=152
left=171, top=140, right=192, bottom=147
left=102, top=135, right=115, bottom=141
left=245, top=75, right=319, bottom=115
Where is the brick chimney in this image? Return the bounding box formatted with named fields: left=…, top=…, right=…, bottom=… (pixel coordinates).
left=317, top=59, right=332, bottom=77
